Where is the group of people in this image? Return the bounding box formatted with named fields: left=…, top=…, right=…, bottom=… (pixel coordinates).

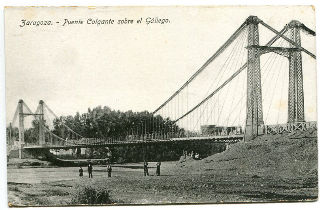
left=143, top=161, right=161, bottom=176
left=79, top=161, right=162, bottom=178
left=183, top=150, right=200, bottom=160
left=78, top=162, right=112, bottom=178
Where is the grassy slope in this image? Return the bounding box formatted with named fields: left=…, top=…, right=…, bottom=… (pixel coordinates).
left=177, top=128, right=318, bottom=180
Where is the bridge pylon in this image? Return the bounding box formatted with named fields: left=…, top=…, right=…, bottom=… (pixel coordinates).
left=245, top=16, right=264, bottom=141
left=287, top=20, right=305, bottom=123
left=39, top=100, right=45, bottom=145
left=18, top=99, right=25, bottom=159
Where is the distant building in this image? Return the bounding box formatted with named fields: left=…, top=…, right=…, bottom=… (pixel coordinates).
left=201, top=125, right=243, bottom=136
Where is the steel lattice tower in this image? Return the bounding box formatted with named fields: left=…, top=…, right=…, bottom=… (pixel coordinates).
left=18, top=99, right=25, bottom=159
left=39, top=100, right=45, bottom=145
left=288, top=20, right=305, bottom=123
left=245, top=16, right=264, bottom=140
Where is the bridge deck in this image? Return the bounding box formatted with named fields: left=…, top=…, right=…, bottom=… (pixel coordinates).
left=23, top=135, right=244, bottom=150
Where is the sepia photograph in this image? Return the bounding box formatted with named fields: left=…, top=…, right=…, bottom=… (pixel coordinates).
left=4, top=5, right=318, bottom=207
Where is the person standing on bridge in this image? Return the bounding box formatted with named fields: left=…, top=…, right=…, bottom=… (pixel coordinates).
left=88, top=162, right=93, bottom=178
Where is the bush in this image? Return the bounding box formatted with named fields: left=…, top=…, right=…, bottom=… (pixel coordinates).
left=71, top=182, right=112, bottom=205
left=116, top=157, right=126, bottom=164
left=30, top=162, right=41, bottom=166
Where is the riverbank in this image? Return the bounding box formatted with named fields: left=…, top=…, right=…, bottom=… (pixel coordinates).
left=7, top=129, right=318, bottom=206
left=7, top=161, right=317, bottom=206
left=7, top=158, right=53, bottom=168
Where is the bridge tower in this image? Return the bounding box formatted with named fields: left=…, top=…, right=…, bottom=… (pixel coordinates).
left=245, top=16, right=264, bottom=141
left=287, top=20, right=305, bottom=123
left=18, top=99, right=25, bottom=159
left=39, top=100, right=45, bottom=145
left=7, top=123, right=13, bottom=145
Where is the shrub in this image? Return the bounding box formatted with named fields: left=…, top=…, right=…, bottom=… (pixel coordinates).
left=116, top=157, right=126, bottom=164
left=30, top=162, right=41, bottom=166
left=71, top=182, right=112, bottom=205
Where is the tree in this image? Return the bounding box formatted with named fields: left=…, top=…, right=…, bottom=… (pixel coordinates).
left=51, top=105, right=180, bottom=141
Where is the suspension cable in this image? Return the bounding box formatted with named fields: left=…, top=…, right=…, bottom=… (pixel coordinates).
left=277, top=62, right=287, bottom=124
left=186, top=28, right=246, bottom=130
left=216, top=30, right=247, bottom=124
left=11, top=104, right=19, bottom=126
left=43, top=102, right=84, bottom=138
left=260, top=21, right=316, bottom=59
left=22, top=102, right=34, bottom=114
left=197, top=28, right=247, bottom=128
left=153, top=21, right=248, bottom=115
left=191, top=30, right=246, bottom=130
left=174, top=25, right=289, bottom=124
left=23, top=105, right=69, bottom=143
left=265, top=54, right=285, bottom=122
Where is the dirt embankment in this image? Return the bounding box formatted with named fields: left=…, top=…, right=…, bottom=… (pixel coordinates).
left=176, top=128, right=318, bottom=180
left=7, top=158, right=53, bottom=168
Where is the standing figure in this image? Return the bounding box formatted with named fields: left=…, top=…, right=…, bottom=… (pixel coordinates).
left=143, top=161, right=149, bottom=176
left=191, top=151, right=194, bottom=159
left=79, top=166, right=83, bottom=177
left=107, top=163, right=112, bottom=177
left=156, top=162, right=161, bottom=176
left=88, top=162, right=93, bottom=178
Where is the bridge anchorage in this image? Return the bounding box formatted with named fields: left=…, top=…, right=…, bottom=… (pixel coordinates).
left=7, top=15, right=316, bottom=159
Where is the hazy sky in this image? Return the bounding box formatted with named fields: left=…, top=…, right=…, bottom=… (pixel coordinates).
left=5, top=6, right=317, bottom=127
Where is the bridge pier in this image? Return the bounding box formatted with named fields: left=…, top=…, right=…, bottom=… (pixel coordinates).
left=245, top=16, right=264, bottom=141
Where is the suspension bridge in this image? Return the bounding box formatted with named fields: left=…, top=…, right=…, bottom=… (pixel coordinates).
left=7, top=16, right=317, bottom=159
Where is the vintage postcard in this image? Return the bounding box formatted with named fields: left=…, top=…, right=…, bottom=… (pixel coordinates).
left=5, top=6, right=317, bottom=206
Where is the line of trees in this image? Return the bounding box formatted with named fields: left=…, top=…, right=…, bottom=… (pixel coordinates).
left=7, top=119, right=48, bottom=144
left=7, top=105, right=183, bottom=143
left=52, top=106, right=182, bottom=140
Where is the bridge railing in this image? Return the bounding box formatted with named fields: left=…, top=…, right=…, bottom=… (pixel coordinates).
left=23, top=122, right=317, bottom=148
left=28, top=128, right=245, bottom=148
left=24, top=140, right=67, bottom=147
left=23, top=130, right=246, bottom=148
left=264, top=121, right=317, bottom=135
left=70, top=130, right=245, bottom=145
left=25, top=120, right=317, bottom=147
left=24, top=129, right=246, bottom=148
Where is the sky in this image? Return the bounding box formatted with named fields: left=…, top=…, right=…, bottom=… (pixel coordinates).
left=5, top=6, right=317, bottom=128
